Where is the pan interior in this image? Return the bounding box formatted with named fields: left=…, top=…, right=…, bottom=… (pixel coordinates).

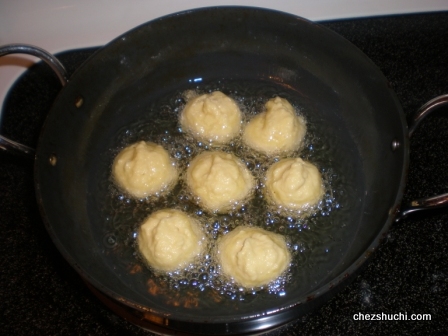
left=35, top=7, right=406, bottom=324
left=88, top=65, right=365, bottom=318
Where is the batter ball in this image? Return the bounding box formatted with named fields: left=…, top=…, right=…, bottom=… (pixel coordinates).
left=186, top=151, right=254, bottom=213
left=217, top=226, right=291, bottom=288
left=137, top=209, right=204, bottom=272
left=180, top=91, right=242, bottom=144
left=243, top=97, right=306, bottom=155
left=112, top=141, right=177, bottom=198
left=265, top=157, right=324, bottom=211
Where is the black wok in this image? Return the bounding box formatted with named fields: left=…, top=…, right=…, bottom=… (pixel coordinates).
left=1, top=7, right=447, bottom=335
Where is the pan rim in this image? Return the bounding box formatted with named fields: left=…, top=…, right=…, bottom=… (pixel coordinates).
left=34, top=5, right=409, bottom=333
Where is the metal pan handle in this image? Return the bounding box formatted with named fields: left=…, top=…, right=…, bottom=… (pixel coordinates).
left=0, top=44, right=68, bottom=157
left=395, top=94, right=448, bottom=221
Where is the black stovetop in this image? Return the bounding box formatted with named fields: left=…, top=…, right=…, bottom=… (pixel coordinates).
left=1, top=12, right=448, bottom=336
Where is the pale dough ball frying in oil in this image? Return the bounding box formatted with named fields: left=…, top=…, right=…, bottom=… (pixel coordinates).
left=186, top=151, right=254, bottom=213
left=243, top=97, right=306, bottom=155
left=265, top=157, right=324, bottom=211
left=217, top=226, right=291, bottom=288
left=180, top=91, right=242, bottom=145
left=137, top=209, right=204, bottom=272
left=112, top=141, right=177, bottom=198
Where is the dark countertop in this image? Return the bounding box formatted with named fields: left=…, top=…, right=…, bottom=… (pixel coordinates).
left=1, top=11, right=447, bottom=335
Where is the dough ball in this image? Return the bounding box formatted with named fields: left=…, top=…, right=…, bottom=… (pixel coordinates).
left=137, top=209, right=204, bottom=272
left=218, top=226, right=290, bottom=288
left=180, top=91, right=242, bottom=144
left=243, top=97, right=306, bottom=155
left=112, top=141, right=177, bottom=198
left=186, top=151, right=254, bottom=213
left=265, top=158, right=324, bottom=210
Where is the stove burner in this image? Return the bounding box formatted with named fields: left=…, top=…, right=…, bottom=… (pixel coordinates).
left=1, top=13, right=447, bottom=335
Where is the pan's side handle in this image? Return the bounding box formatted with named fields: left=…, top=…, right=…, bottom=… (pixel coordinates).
left=0, top=44, right=68, bottom=157
left=396, top=94, right=448, bottom=221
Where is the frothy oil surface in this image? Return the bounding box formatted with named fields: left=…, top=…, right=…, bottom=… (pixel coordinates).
left=93, top=80, right=359, bottom=306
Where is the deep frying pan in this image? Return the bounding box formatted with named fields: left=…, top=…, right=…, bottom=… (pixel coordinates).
left=1, top=7, right=447, bottom=335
